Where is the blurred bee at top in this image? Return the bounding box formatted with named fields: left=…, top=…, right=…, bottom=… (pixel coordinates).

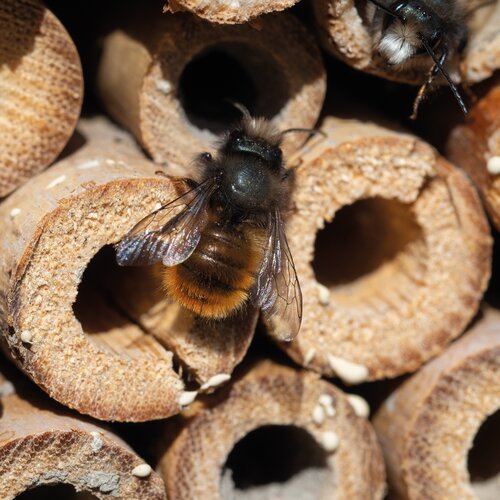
left=116, top=107, right=306, bottom=341
left=366, top=0, right=490, bottom=118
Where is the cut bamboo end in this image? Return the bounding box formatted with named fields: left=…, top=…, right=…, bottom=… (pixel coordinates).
left=0, top=382, right=166, bottom=499
left=311, top=0, right=500, bottom=85
left=446, top=81, right=500, bottom=229
left=0, top=0, right=83, bottom=197
left=97, top=12, right=326, bottom=167
left=166, top=0, right=299, bottom=24
left=158, top=361, right=385, bottom=500
left=373, top=308, right=500, bottom=499
left=280, top=117, right=491, bottom=382
left=0, top=118, right=256, bottom=422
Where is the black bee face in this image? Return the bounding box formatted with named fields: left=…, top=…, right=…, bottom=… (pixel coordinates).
left=388, top=0, right=443, bottom=51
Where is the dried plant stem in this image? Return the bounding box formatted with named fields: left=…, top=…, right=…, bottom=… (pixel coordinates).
left=166, top=0, right=300, bottom=24
left=0, top=0, right=83, bottom=197
left=0, top=118, right=256, bottom=421
left=373, top=307, right=500, bottom=499
left=0, top=377, right=166, bottom=499
left=447, top=80, right=500, bottom=229
left=279, top=117, right=491, bottom=382
left=158, top=361, right=385, bottom=500
left=97, top=12, right=326, bottom=169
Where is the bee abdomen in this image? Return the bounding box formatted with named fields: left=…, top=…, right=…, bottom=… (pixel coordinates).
left=162, top=223, right=261, bottom=319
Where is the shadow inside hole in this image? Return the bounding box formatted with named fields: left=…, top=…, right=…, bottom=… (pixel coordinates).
left=15, top=484, right=98, bottom=500
left=313, top=197, right=424, bottom=287
left=178, top=44, right=289, bottom=135
left=221, top=425, right=329, bottom=500
left=73, top=245, right=133, bottom=335
left=468, top=410, right=500, bottom=493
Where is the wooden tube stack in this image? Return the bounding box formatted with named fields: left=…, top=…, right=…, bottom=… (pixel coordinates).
left=446, top=81, right=500, bottom=229
left=158, top=361, right=385, bottom=500
left=96, top=12, right=326, bottom=167
left=278, top=117, right=491, bottom=382
left=311, top=0, right=500, bottom=85
left=373, top=308, right=500, bottom=499
left=0, top=369, right=166, bottom=499
left=0, top=0, right=83, bottom=197
left=0, top=117, right=256, bottom=422
left=166, top=0, right=300, bottom=24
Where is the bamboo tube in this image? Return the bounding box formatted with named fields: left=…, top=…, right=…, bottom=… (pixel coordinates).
left=165, top=0, right=300, bottom=24
left=278, top=117, right=491, bottom=382
left=158, top=361, right=385, bottom=499
left=96, top=12, right=326, bottom=168
left=446, top=80, right=500, bottom=229
left=0, top=372, right=166, bottom=499
left=0, top=117, right=257, bottom=422
left=372, top=307, right=500, bottom=499
left=311, top=0, right=500, bottom=85
left=0, top=0, right=83, bottom=197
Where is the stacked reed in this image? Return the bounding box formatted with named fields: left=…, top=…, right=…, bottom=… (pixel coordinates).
left=0, top=0, right=498, bottom=499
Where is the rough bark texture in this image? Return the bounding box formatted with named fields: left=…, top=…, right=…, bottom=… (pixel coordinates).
left=373, top=308, right=500, bottom=500
left=158, top=361, right=385, bottom=500
left=0, top=377, right=166, bottom=499
left=0, top=117, right=256, bottom=422
left=446, top=80, right=500, bottom=229
left=97, top=12, right=326, bottom=168
left=166, top=0, right=300, bottom=24
left=0, top=0, right=83, bottom=197
left=312, top=0, right=500, bottom=85
left=278, top=117, right=491, bottom=382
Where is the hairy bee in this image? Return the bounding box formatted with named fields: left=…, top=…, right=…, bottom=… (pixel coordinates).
left=116, top=109, right=303, bottom=341
left=366, top=0, right=486, bottom=117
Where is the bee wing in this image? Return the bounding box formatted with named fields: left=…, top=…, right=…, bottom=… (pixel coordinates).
left=251, top=208, right=302, bottom=342
left=116, top=179, right=217, bottom=267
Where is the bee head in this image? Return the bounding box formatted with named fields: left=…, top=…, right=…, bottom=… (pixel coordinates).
left=375, top=0, right=443, bottom=65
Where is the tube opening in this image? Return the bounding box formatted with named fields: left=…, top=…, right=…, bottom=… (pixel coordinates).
left=313, top=197, right=427, bottom=306
left=468, top=410, right=500, bottom=499
left=179, top=43, right=289, bottom=135
left=73, top=245, right=169, bottom=360
left=220, top=425, right=329, bottom=500
left=15, top=484, right=98, bottom=500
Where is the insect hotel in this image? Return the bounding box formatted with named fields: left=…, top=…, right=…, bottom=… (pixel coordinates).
left=0, top=0, right=498, bottom=499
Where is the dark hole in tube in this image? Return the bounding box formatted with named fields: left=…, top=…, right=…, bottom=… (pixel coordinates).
left=73, top=245, right=131, bottom=335
left=15, top=484, right=98, bottom=500
left=313, top=197, right=424, bottom=287
left=179, top=44, right=289, bottom=135
left=468, top=410, right=500, bottom=499
left=221, top=425, right=329, bottom=500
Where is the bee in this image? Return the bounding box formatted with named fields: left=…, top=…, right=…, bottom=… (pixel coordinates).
left=115, top=108, right=305, bottom=342
left=366, top=0, right=487, bottom=117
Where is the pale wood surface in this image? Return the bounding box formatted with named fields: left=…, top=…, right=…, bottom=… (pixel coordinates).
left=278, top=117, right=491, bottom=381
left=0, top=0, right=83, bottom=197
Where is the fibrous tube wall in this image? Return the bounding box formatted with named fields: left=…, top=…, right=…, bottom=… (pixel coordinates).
left=0, top=0, right=83, bottom=197
left=0, top=118, right=257, bottom=422
left=158, top=361, right=385, bottom=500
left=279, top=117, right=491, bottom=382
left=97, top=11, right=326, bottom=170
left=373, top=307, right=500, bottom=499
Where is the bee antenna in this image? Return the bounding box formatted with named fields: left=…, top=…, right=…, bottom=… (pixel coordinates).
left=420, top=37, right=468, bottom=115
left=366, top=0, right=402, bottom=19
left=280, top=128, right=326, bottom=139
left=225, top=100, right=252, bottom=120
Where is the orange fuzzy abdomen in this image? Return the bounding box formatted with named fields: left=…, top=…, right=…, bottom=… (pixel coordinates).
left=162, top=221, right=263, bottom=319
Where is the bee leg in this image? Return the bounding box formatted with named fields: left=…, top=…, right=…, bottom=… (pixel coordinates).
left=411, top=42, right=454, bottom=120
left=411, top=63, right=440, bottom=120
